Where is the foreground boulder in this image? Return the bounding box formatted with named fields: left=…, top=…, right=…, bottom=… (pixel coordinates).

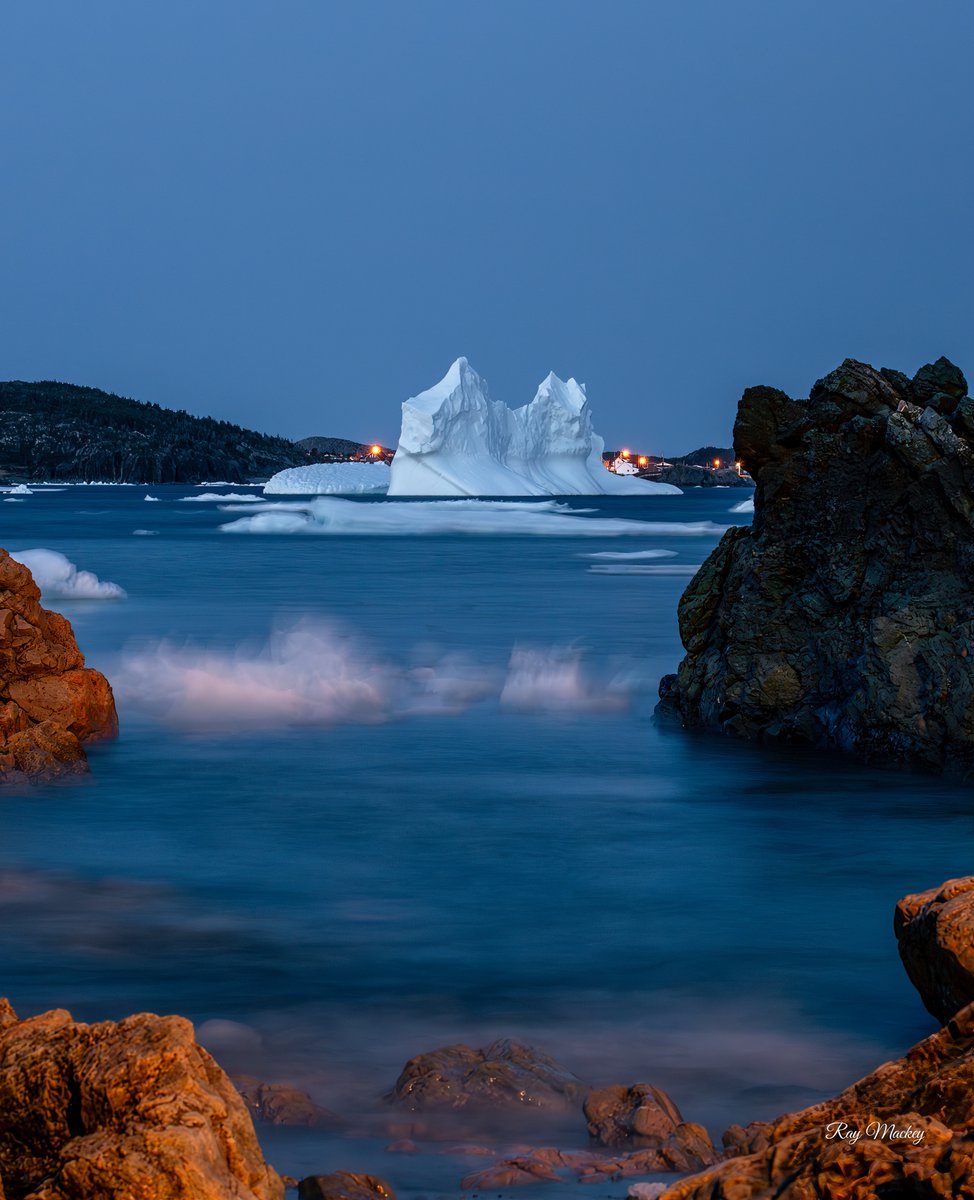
left=298, top=1175, right=394, bottom=1200
left=657, top=356, right=974, bottom=775
left=584, top=1083, right=689, bottom=1148
left=660, top=1001, right=974, bottom=1199
left=0, top=999, right=283, bottom=1200
left=0, top=550, right=117, bottom=782
left=896, top=876, right=974, bottom=1023
left=386, top=1039, right=587, bottom=1112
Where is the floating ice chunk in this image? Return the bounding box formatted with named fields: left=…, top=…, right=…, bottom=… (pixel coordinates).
left=263, top=462, right=390, bottom=495
left=583, top=548, right=678, bottom=560
left=388, top=358, right=682, bottom=497
left=144, top=494, right=160, bottom=502
left=730, top=497, right=755, bottom=513
left=3, top=484, right=33, bottom=495
left=9, top=549, right=126, bottom=599
left=179, top=492, right=267, bottom=503
left=219, top=497, right=722, bottom=537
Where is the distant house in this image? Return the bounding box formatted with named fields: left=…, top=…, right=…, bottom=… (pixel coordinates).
left=611, top=454, right=640, bottom=475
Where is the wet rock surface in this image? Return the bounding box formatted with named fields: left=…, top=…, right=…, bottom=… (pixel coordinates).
left=297, top=1173, right=395, bottom=1200
left=661, top=1000, right=974, bottom=1199
left=386, top=1038, right=587, bottom=1112
left=0, top=550, right=117, bottom=782
left=0, top=999, right=283, bottom=1200
left=584, top=1082, right=686, bottom=1148
left=657, top=356, right=974, bottom=776
left=897, top=876, right=974, bottom=1023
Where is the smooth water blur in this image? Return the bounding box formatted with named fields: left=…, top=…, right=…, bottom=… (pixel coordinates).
left=2, top=485, right=972, bottom=1182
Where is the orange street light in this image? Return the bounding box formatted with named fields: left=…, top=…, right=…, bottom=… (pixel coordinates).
left=637, top=456, right=648, bottom=466
left=713, top=458, right=721, bottom=468
left=621, top=449, right=630, bottom=458
left=370, top=445, right=382, bottom=455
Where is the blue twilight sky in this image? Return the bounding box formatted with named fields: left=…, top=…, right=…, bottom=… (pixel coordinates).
left=1, top=2, right=971, bottom=454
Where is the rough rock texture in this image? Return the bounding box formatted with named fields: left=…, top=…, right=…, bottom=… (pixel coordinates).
left=657, top=356, right=974, bottom=776
left=297, top=1175, right=394, bottom=1200
left=0, top=550, right=118, bottom=782
left=660, top=1000, right=974, bottom=1199
left=0, top=1000, right=283, bottom=1200
left=233, top=1076, right=342, bottom=1129
left=386, top=1039, right=587, bottom=1112
left=896, top=876, right=974, bottom=1023
left=459, top=1128, right=717, bottom=1191
left=584, top=1083, right=687, bottom=1148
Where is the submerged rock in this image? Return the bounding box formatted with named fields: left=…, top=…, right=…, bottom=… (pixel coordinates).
left=896, top=876, right=974, bottom=1023
left=386, top=1038, right=587, bottom=1112
left=661, top=1000, right=974, bottom=1199
left=0, top=550, right=117, bottom=782
left=233, top=1075, right=343, bottom=1129
left=656, top=355, right=974, bottom=776
left=0, top=999, right=283, bottom=1200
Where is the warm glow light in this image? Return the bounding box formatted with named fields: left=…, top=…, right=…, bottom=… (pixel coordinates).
left=713, top=458, right=721, bottom=468
left=621, top=449, right=630, bottom=458
left=371, top=445, right=382, bottom=455
left=638, top=456, right=648, bottom=466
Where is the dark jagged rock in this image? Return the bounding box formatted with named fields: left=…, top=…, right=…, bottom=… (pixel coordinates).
left=656, top=355, right=974, bottom=776
left=0, top=550, right=117, bottom=782
left=896, top=877, right=974, bottom=1023
left=0, top=381, right=307, bottom=483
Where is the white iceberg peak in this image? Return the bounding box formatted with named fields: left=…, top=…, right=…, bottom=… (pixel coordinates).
left=388, top=360, right=680, bottom=498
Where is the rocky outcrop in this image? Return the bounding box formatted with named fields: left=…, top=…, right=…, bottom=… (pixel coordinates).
left=459, top=1130, right=717, bottom=1191
left=896, top=876, right=974, bottom=1023
left=660, top=1000, right=974, bottom=1199
left=657, top=356, right=974, bottom=776
left=386, top=1039, right=587, bottom=1112
left=298, top=1175, right=394, bottom=1200
left=584, top=1083, right=689, bottom=1148
left=655, top=464, right=750, bottom=488
left=0, top=550, right=117, bottom=782
left=0, top=999, right=283, bottom=1200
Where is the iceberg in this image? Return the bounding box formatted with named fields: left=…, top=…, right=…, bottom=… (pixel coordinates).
left=263, top=461, right=390, bottom=495
left=387, top=359, right=681, bottom=497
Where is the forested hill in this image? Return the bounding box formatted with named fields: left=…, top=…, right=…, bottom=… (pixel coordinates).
left=0, top=381, right=308, bottom=483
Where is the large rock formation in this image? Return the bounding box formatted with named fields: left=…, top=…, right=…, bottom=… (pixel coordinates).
left=657, top=355, right=974, bottom=775
left=661, top=1000, right=974, bottom=1199
left=0, top=550, right=117, bottom=782
left=896, top=876, right=974, bottom=1023
left=0, top=999, right=283, bottom=1200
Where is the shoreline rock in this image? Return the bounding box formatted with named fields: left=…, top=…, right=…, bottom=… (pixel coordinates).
left=896, top=876, right=974, bottom=1023
left=0, top=549, right=118, bottom=783
left=0, top=999, right=282, bottom=1200
left=657, top=355, right=974, bottom=776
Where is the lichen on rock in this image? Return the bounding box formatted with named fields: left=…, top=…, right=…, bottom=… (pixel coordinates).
left=657, top=355, right=974, bottom=776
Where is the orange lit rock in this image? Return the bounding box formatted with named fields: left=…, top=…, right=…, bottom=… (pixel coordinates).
left=0, top=549, right=118, bottom=783
left=0, top=999, right=283, bottom=1200
left=896, top=876, right=974, bottom=1022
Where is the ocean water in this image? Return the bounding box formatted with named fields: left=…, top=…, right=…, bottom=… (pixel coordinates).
left=2, top=485, right=971, bottom=1190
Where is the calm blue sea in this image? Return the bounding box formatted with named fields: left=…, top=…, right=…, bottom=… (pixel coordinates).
left=1, top=484, right=969, bottom=1187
